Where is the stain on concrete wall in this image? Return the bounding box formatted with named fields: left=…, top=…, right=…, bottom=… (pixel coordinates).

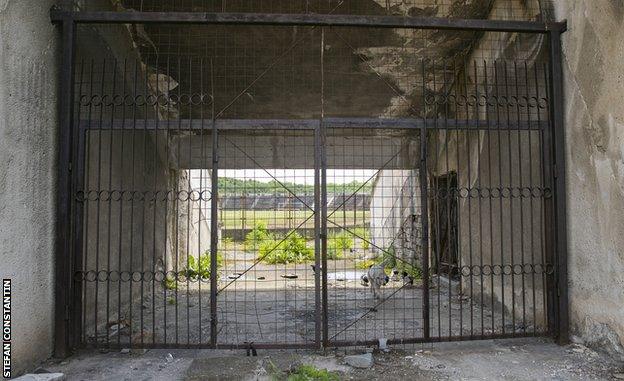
left=551, top=0, right=624, bottom=358
left=0, top=0, right=59, bottom=375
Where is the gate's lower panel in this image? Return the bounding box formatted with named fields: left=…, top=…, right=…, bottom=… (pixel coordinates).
left=216, top=129, right=319, bottom=348
left=324, top=127, right=426, bottom=346
left=76, top=128, right=214, bottom=348
left=426, top=127, right=550, bottom=341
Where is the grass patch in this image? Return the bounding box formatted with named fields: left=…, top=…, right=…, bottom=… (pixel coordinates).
left=259, top=231, right=314, bottom=264
left=267, top=361, right=340, bottom=381
left=286, top=365, right=340, bottom=381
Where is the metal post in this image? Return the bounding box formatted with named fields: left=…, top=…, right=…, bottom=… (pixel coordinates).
left=71, top=126, right=86, bottom=349
left=210, top=124, right=219, bottom=348
left=419, top=127, right=430, bottom=341
left=314, top=125, right=322, bottom=349
left=548, top=29, right=569, bottom=344
left=210, top=60, right=219, bottom=347
left=320, top=27, right=329, bottom=348
left=54, top=15, right=76, bottom=357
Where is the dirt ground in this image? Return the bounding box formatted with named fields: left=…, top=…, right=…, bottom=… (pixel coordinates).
left=41, top=338, right=624, bottom=380
left=90, top=254, right=522, bottom=348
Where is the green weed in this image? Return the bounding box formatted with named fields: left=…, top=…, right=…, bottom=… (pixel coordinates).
left=163, top=276, right=178, bottom=290
left=327, top=232, right=353, bottom=260
left=287, top=365, right=340, bottom=381
left=259, top=231, right=314, bottom=264
left=244, top=220, right=273, bottom=252
left=183, top=252, right=224, bottom=280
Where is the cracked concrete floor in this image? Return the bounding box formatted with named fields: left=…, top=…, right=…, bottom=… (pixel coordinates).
left=41, top=338, right=623, bottom=380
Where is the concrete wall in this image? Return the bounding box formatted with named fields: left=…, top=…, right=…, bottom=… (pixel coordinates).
left=369, top=169, right=422, bottom=267
left=551, top=0, right=624, bottom=357
left=0, top=0, right=59, bottom=375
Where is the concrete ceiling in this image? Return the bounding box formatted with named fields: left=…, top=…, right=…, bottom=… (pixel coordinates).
left=104, top=0, right=501, bottom=120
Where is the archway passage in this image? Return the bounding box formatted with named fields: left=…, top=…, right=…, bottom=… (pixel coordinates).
left=59, top=6, right=566, bottom=350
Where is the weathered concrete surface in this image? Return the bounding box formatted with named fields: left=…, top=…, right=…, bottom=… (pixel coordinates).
left=173, top=130, right=420, bottom=169
left=43, top=339, right=624, bottom=380
left=0, top=0, right=59, bottom=376
left=551, top=0, right=624, bottom=358
left=13, top=373, right=66, bottom=381
left=369, top=169, right=421, bottom=264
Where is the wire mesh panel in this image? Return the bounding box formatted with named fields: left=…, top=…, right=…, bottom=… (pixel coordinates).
left=423, top=59, right=552, bottom=341
left=73, top=57, right=215, bottom=348
left=66, top=0, right=547, bottom=22
left=215, top=128, right=320, bottom=348
left=323, top=127, right=425, bottom=347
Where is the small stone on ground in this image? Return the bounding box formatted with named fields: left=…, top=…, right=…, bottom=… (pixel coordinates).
left=344, top=353, right=374, bottom=369
left=13, top=374, right=65, bottom=381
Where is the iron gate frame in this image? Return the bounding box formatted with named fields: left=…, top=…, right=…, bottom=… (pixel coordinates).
left=51, top=7, right=569, bottom=357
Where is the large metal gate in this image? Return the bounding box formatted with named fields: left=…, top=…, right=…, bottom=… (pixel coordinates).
left=51, top=3, right=568, bottom=354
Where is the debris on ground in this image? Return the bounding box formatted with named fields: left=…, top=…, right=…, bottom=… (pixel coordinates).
left=13, top=373, right=66, bottom=381
left=40, top=338, right=624, bottom=381
left=344, top=353, right=374, bottom=369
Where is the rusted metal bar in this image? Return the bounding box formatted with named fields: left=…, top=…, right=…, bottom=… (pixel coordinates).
left=547, top=30, right=569, bottom=345
left=78, top=118, right=549, bottom=131
left=54, top=15, right=76, bottom=358
left=209, top=62, right=219, bottom=348
left=49, top=8, right=567, bottom=33
left=419, top=67, right=430, bottom=340
left=314, top=126, right=322, bottom=349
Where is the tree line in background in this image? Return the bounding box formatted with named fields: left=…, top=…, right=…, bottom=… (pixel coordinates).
left=217, top=177, right=372, bottom=195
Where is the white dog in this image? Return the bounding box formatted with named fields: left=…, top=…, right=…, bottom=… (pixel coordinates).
left=360, top=262, right=390, bottom=300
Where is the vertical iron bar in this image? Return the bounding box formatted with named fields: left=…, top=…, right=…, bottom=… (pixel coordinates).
left=55, top=16, right=76, bottom=357
left=483, top=61, right=496, bottom=334
left=473, top=61, right=486, bottom=337
left=502, top=62, right=516, bottom=334
left=541, top=61, right=556, bottom=338
left=513, top=61, right=527, bottom=333
left=532, top=62, right=546, bottom=335
left=524, top=61, right=538, bottom=336
left=314, top=124, right=322, bottom=349
left=494, top=61, right=506, bottom=335
left=419, top=61, right=430, bottom=340
left=462, top=62, right=474, bottom=337
left=320, top=27, right=329, bottom=348
left=547, top=30, right=569, bottom=344
left=117, top=59, right=127, bottom=347
left=71, top=59, right=86, bottom=350
left=210, top=61, right=219, bottom=348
